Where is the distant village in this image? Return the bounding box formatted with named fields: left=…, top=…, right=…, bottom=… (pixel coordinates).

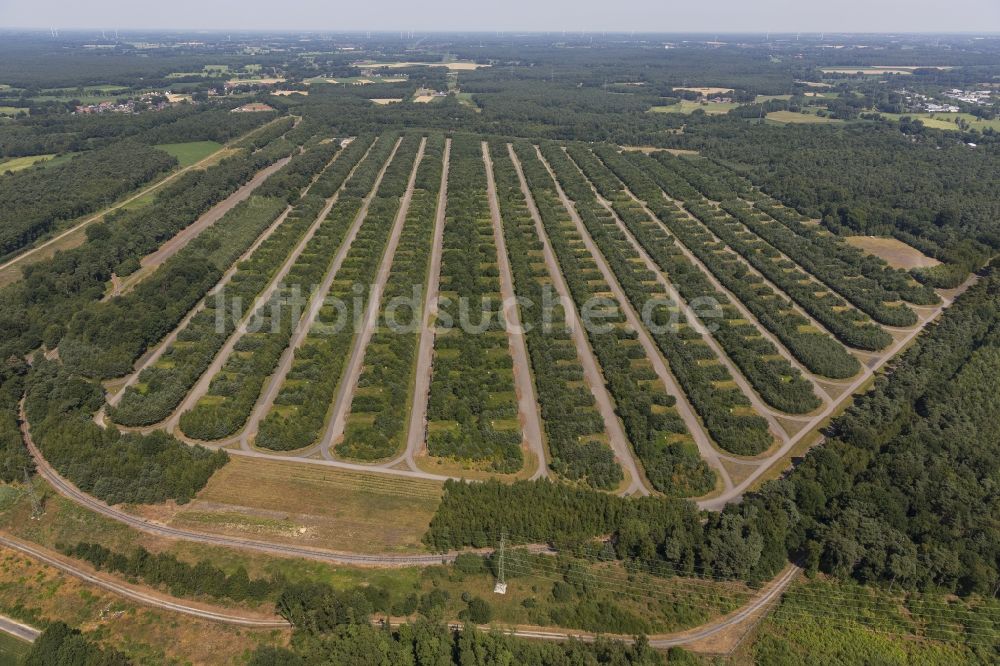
left=895, top=87, right=997, bottom=114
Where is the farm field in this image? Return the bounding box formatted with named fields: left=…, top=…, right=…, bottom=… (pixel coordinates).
left=0, top=153, right=56, bottom=172
left=169, top=457, right=443, bottom=553
left=846, top=235, right=942, bottom=269
left=650, top=100, right=739, bottom=114
left=154, top=140, right=223, bottom=166
left=874, top=111, right=1000, bottom=132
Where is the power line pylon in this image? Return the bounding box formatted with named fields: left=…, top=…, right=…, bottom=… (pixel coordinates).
left=23, top=467, right=43, bottom=520
left=493, top=532, right=507, bottom=595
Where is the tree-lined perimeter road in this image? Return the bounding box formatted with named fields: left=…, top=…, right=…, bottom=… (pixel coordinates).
left=112, top=152, right=295, bottom=297
left=0, top=524, right=801, bottom=651
left=483, top=142, right=548, bottom=480
left=507, top=144, right=649, bottom=496
left=0, top=534, right=288, bottom=629
left=0, top=117, right=289, bottom=288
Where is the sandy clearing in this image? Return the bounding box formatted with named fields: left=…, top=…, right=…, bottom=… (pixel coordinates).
left=368, top=61, right=488, bottom=71
left=483, top=142, right=548, bottom=481
left=845, top=236, right=941, bottom=270
left=673, top=86, right=734, bottom=95
left=507, top=144, right=646, bottom=496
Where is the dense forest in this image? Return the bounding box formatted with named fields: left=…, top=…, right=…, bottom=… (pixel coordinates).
left=673, top=122, right=999, bottom=286
left=428, top=264, right=1000, bottom=599
left=0, top=141, right=176, bottom=258
left=25, top=358, right=227, bottom=504
left=256, top=580, right=680, bottom=665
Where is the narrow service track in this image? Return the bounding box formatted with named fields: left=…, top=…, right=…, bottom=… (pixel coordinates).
left=0, top=534, right=288, bottom=629
left=0, top=117, right=289, bottom=288
left=161, top=147, right=356, bottom=437
left=397, top=139, right=451, bottom=471
left=536, top=148, right=731, bottom=490
left=243, top=137, right=403, bottom=453
left=0, top=526, right=801, bottom=650
left=112, top=154, right=295, bottom=298
left=483, top=142, right=548, bottom=480
left=507, top=144, right=648, bottom=496
left=320, top=137, right=427, bottom=458
left=0, top=612, right=39, bottom=643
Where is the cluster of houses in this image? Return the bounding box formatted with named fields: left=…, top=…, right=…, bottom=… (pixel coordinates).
left=74, top=94, right=171, bottom=115
left=895, top=90, right=960, bottom=114
left=943, top=88, right=995, bottom=105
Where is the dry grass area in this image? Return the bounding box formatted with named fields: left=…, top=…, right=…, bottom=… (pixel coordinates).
left=0, top=546, right=288, bottom=663
left=271, top=90, right=308, bottom=96
left=373, top=61, right=488, bottom=71
left=370, top=98, right=402, bottom=105
left=168, top=457, right=443, bottom=553
left=673, top=86, right=734, bottom=95
left=766, top=110, right=844, bottom=124
left=846, top=236, right=941, bottom=270
left=227, top=77, right=286, bottom=86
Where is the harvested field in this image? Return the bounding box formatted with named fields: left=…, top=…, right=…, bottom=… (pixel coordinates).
left=846, top=236, right=941, bottom=269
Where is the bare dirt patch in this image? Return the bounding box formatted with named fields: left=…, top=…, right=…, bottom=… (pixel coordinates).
left=845, top=236, right=941, bottom=270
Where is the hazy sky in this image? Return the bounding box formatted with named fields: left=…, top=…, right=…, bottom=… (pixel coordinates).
left=2, top=0, right=999, bottom=33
